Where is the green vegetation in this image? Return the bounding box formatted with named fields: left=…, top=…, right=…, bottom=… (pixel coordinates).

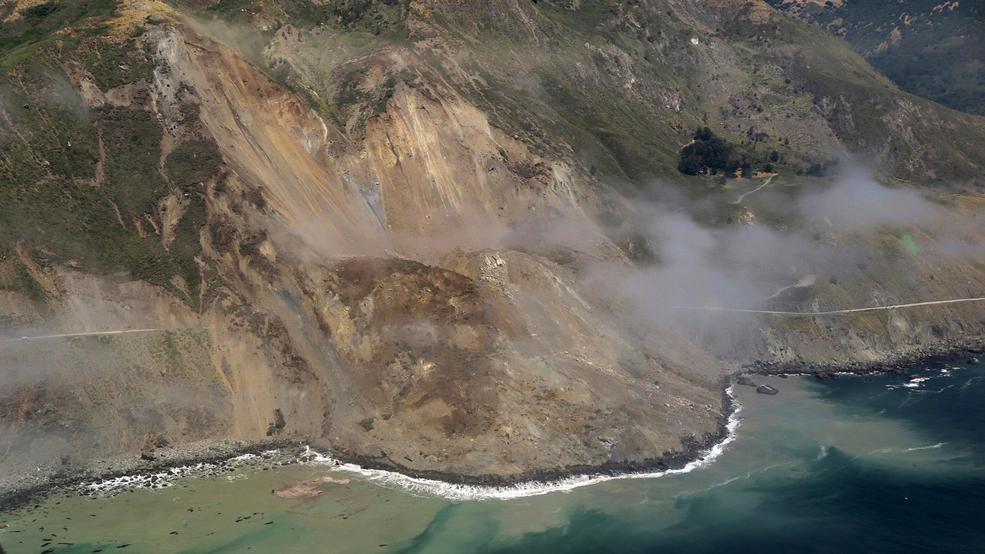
left=165, top=138, right=222, bottom=188
left=203, top=0, right=409, bottom=36
left=679, top=127, right=737, bottom=176
left=74, top=36, right=157, bottom=90
left=678, top=127, right=766, bottom=177
left=768, top=0, right=985, bottom=116
left=723, top=10, right=985, bottom=182
left=0, top=259, right=47, bottom=304
left=0, top=56, right=103, bottom=180
left=327, top=63, right=411, bottom=130
left=0, top=177, right=196, bottom=294
left=0, top=0, right=117, bottom=64
left=169, top=193, right=207, bottom=292
left=359, top=417, right=375, bottom=431
left=0, top=20, right=206, bottom=304
left=100, top=106, right=167, bottom=216
left=445, top=15, right=698, bottom=182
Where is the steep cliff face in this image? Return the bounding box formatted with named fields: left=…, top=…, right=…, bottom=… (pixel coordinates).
left=1, top=0, right=984, bottom=487
left=0, top=0, right=725, bottom=483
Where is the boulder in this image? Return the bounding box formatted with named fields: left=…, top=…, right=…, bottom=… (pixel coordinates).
left=756, top=384, right=779, bottom=395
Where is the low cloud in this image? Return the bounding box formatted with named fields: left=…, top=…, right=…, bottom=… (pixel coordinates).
left=796, top=169, right=946, bottom=230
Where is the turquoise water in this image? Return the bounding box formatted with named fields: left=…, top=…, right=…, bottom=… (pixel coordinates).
left=3, top=362, right=984, bottom=553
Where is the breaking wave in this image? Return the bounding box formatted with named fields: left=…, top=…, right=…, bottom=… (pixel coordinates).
left=82, top=450, right=283, bottom=495
left=307, top=387, right=743, bottom=502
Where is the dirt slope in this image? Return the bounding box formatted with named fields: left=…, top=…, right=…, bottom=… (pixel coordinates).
left=0, top=0, right=984, bottom=488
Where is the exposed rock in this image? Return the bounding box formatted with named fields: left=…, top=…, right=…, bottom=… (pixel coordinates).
left=756, top=385, right=780, bottom=395
left=273, top=477, right=351, bottom=499
left=1, top=0, right=985, bottom=498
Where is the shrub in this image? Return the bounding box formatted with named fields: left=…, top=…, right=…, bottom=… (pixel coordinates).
left=678, top=127, right=740, bottom=176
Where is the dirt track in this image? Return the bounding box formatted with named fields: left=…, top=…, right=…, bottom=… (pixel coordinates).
left=732, top=175, right=775, bottom=205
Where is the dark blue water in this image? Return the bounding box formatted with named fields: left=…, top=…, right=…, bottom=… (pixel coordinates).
left=6, top=363, right=985, bottom=553
left=399, top=363, right=985, bottom=554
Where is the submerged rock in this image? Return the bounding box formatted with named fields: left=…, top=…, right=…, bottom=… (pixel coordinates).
left=756, top=385, right=779, bottom=396
left=273, top=477, right=351, bottom=499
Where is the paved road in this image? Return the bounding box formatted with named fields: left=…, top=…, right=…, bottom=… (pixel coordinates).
left=0, top=328, right=167, bottom=343
left=4, top=297, right=985, bottom=340
left=676, top=297, right=985, bottom=316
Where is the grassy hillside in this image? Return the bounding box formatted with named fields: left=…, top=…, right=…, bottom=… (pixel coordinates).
left=193, top=0, right=985, bottom=182
left=0, top=1, right=220, bottom=306
left=2, top=0, right=985, bottom=309
left=768, top=0, right=985, bottom=116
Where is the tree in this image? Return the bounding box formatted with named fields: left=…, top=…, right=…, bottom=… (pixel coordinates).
left=678, top=127, right=735, bottom=175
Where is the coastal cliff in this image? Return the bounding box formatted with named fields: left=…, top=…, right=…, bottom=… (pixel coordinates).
left=1, top=0, right=984, bottom=493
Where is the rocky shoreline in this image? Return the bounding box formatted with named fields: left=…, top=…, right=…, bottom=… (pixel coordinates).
left=0, top=384, right=735, bottom=511
left=739, top=337, right=985, bottom=378
left=0, top=439, right=308, bottom=513
left=311, top=381, right=737, bottom=489
left=3, top=340, right=983, bottom=513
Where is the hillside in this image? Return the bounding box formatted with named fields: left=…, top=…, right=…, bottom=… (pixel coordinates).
left=769, top=0, right=985, bottom=116
left=1, top=0, right=984, bottom=491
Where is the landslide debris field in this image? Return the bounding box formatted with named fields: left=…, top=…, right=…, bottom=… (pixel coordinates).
left=1, top=0, right=984, bottom=492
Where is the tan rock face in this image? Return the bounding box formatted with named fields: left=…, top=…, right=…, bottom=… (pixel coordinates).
left=3, top=0, right=984, bottom=488
left=154, top=27, right=384, bottom=251
left=301, top=252, right=724, bottom=476
left=0, top=8, right=726, bottom=482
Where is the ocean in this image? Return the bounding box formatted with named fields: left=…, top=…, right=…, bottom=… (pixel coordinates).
left=2, top=361, right=984, bottom=553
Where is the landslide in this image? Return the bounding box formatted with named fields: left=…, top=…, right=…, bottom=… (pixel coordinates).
left=1, top=0, right=985, bottom=490
left=0, top=0, right=725, bottom=486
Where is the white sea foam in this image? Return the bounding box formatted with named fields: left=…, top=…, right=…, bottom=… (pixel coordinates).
left=306, top=387, right=743, bottom=502
left=675, top=460, right=795, bottom=499
left=817, top=444, right=829, bottom=460
left=77, top=390, right=743, bottom=502
left=869, top=442, right=947, bottom=456
left=84, top=462, right=218, bottom=494
left=903, top=376, right=931, bottom=388
left=229, top=453, right=258, bottom=462
left=904, top=442, right=946, bottom=452
left=82, top=450, right=285, bottom=495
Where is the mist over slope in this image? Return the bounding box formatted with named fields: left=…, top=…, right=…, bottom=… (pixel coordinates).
left=1, top=0, right=984, bottom=490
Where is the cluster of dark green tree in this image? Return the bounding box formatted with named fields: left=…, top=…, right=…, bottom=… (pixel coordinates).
left=678, top=127, right=777, bottom=177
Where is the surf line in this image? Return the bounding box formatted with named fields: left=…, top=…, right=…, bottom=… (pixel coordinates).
left=306, top=387, right=743, bottom=502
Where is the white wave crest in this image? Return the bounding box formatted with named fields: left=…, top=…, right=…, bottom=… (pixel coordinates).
left=903, top=376, right=932, bottom=388
left=84, top=462, right=218, bottom=494
left=905, top=442, right=946, bottom=452
left=307, top=387, right=743, bottom=502
left=82, top=450, right=285, bottom=495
